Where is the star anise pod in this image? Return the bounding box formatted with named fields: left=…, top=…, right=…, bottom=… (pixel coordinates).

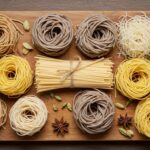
left=52, top=117, right=69, bottom=136
left=118, top=113, right=132, bottom=129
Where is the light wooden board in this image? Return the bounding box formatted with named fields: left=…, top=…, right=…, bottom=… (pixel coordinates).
left=0, top=11, right=148, bottom=141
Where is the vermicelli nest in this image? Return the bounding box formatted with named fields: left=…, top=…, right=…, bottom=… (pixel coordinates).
left=134, top=98, right=150, bottom=138
left=0, top=14, right=20, bottom=57
left=32, top=14, right=73, bottom=57
left=115, top=58, right=150, bottom=100
left=73, top=89, right=115, bottom=134
left=0, top=55, right=33, bottom=96
left=117, top=14, right=150, bottom=58
left=75, top=15, right=117, bottom=58
left=9, top=95, right=48, bottom=136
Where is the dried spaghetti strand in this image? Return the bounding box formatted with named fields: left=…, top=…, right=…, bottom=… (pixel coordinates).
left=115, top=58, right=150, bottom=100
left=0, top=99, right=7, bottom=128
left=35, top=56, right=114, bottom=93
left=73, top=89, right=115, bottom=134
left=32, top=14, right=73, bottom=57
left=75, top=14, right=117, bottom=58
left=0, top=14, right=22, bottom=57
left=9, top=95, right=48, bottom=136
left=117, top=13, right=150, bottom=58
left=0, top=55, right=33, bottom=97
left=134, top=98, right=150, bottom=138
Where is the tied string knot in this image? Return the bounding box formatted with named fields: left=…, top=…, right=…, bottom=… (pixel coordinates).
left=59, top=56, right=82, bottom=87
left=58, top=56, right=105, bottom=88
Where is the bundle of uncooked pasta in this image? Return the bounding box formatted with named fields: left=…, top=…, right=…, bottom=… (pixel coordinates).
left=35, top=56, right=113, bottom=93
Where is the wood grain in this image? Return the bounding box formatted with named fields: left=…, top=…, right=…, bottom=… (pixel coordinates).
left=0, top=11, right=149, bottom=141
left=0, top=1, right=150, bottom=150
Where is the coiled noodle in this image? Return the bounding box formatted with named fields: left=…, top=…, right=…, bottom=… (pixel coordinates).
left=73, top=89, right=115, bottom=134
left=75, top=15, right=117, bottom=58
left=0, top=14, right=21, bottom=57
left=0, top=55, right=33, bottom=96
left=134, top=98, right=150, bottom=138
left=32, top=14, right=73, bottom=57
left=9, top=95, right=48, bottom=136
left=115, top=58, right=150, bottom=100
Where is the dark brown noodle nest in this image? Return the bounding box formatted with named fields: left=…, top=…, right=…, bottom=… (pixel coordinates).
left=32, top=14, right=73, bottom=57
left=75, top=15, right=117, bottom=58
left=73, top=89, right=115, bottom=134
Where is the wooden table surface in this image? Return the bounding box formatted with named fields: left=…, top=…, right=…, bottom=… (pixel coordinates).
left=0, top=0, right=150, bottom=149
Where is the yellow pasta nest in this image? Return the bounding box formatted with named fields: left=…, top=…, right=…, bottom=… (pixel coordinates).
left=115, top=58, right=150, bottom=100
left=134, top=98, right=150, bottom=138
left=0, top=55, right=33, bottom=96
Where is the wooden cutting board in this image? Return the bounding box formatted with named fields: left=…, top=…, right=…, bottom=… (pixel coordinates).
left=0, top=11, right=148, bottom=141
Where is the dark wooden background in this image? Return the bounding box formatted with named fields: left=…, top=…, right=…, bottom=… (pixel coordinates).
left=0, top=0, right=150, bottom=149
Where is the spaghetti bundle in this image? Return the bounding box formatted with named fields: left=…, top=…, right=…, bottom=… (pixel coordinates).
left=0, top=14, right=21, bottom=57
left=0, top=55, right=33, bottom=96
left=32, top=14, right=73, bottom=57
left=118, top=14, right=150, bottom=58
left=9, top=95, right=48, bottom=136
left=0, top=99, right=7, bottom=128
left=75, top=15, right=117, bottom=58
left=115, top=58, right=150, bottom=100
left=73, top=89, right=115, bottom=134
left=35, top=56, right=113, bottom=93
left=134, top=98, right=150, bottom=138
